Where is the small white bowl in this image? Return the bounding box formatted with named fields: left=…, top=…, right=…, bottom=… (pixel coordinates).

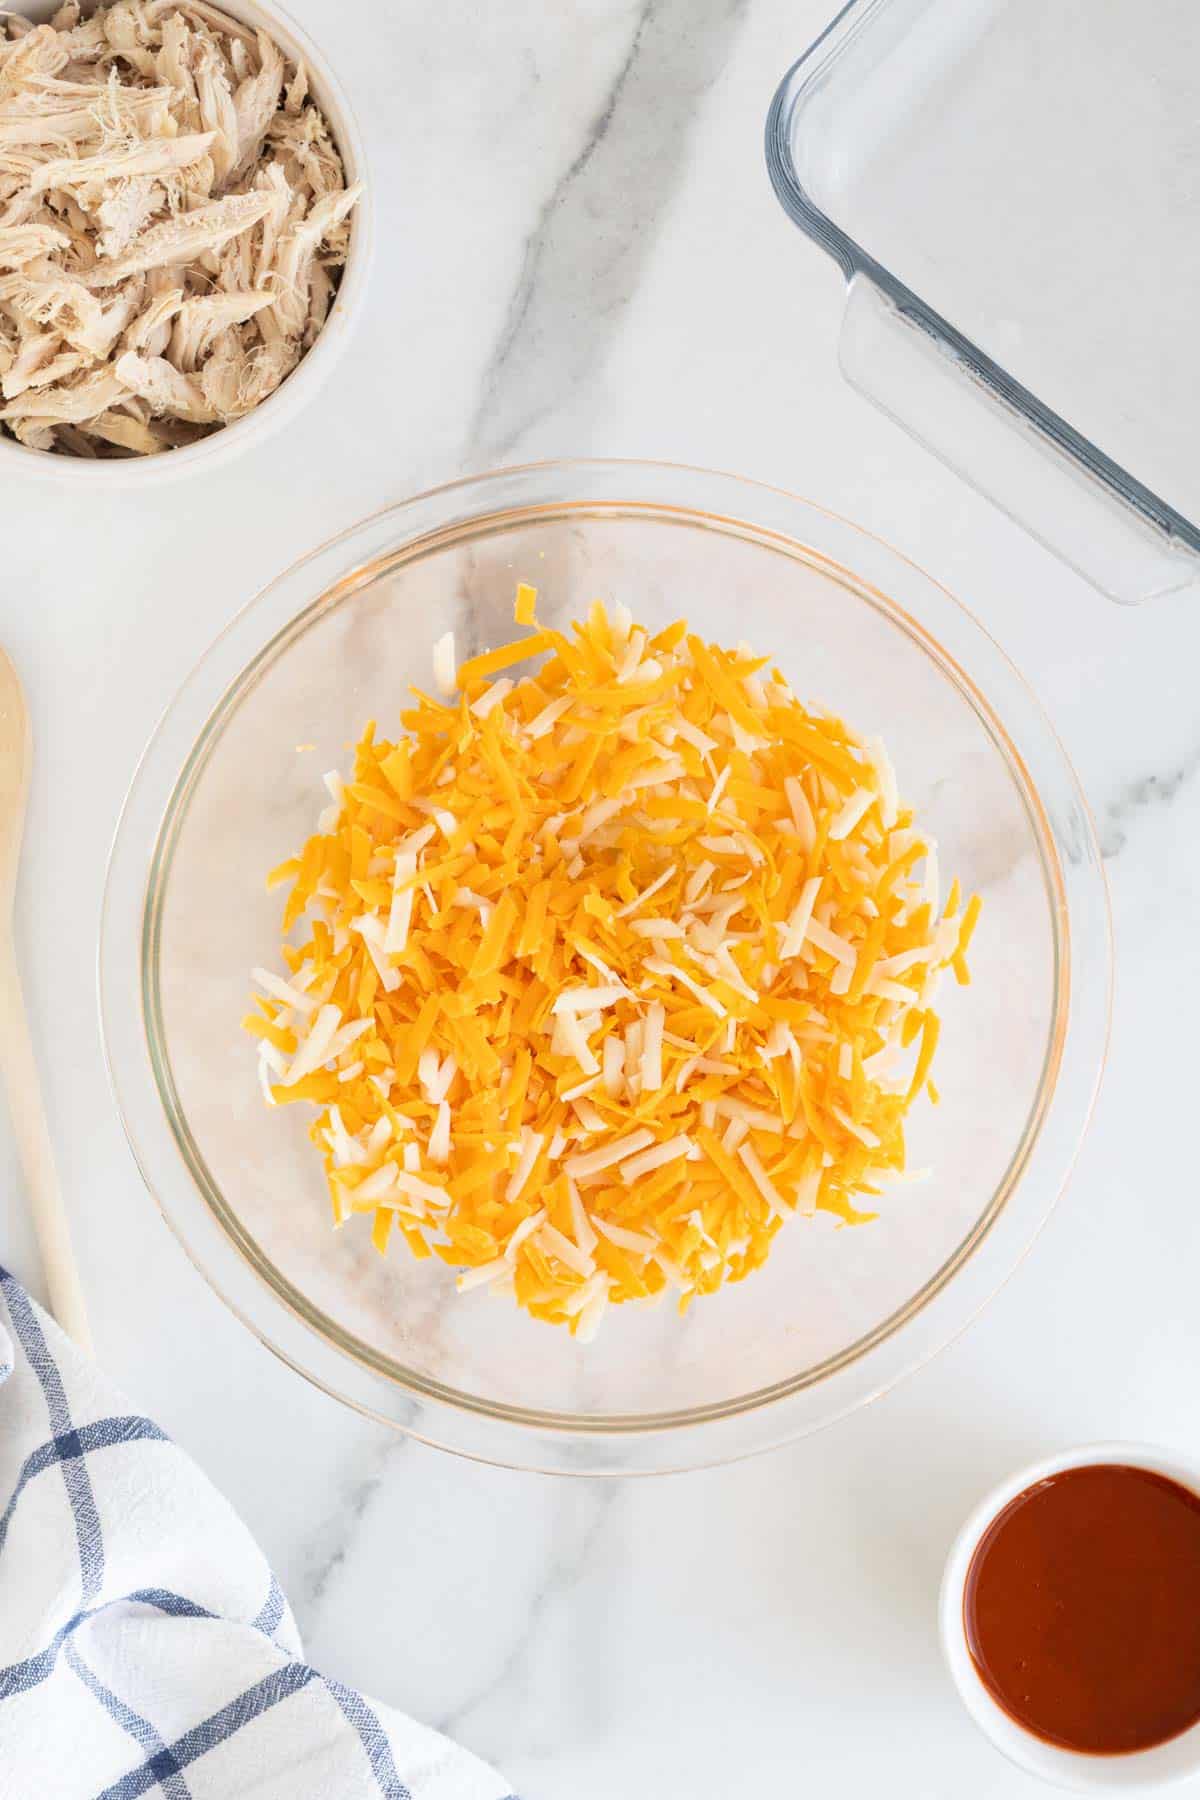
left=940, top=1443, right=1200, bottom=1793
left=1, top=0, right=372, bottom=485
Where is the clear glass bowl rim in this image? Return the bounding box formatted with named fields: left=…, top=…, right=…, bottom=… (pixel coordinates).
left=99, top=458, right=1112, bottom=1474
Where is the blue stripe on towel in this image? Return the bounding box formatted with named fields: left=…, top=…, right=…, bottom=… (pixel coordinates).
left=0, top=1589, right=218, bottom=1699
left=97, top=1664, right=317, bottom=1800
left=65, top=1638, right=193, bottom=1800
left=325, top=1676, right=414, bottom=1799
left=1, top=1273, right=105, bottom=1601
left=0, top=1269, right=510, bottom=1799
left=0, top=1609, right=84, bottom=1698
left=0, top=1416, right=168, bottom=1557
left=251, top=1572, right=288, bottom=1643
left=100, top=1666, right=418, bottom=1800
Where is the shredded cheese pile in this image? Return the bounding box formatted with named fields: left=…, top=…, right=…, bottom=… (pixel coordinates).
left=245, top=588, right=979, bottom=1340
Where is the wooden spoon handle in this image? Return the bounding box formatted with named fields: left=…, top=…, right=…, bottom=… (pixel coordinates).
left=0, top=937, right=92, bottom=1353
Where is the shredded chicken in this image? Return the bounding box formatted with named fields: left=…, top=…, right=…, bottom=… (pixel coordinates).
left=0, top=1, right=362, bottom=457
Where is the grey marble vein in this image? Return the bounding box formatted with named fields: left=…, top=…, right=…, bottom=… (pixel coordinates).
left=469, top=0, right=749, bottom=461
left=1100, top=741, right=1200, bottom=859
left=294, top=1431, right=404, bottom=1618
left=433, top=1480, right=621, bottom=1742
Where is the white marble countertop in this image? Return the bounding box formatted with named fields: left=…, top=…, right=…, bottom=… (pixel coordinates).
left=4, top=1, right=1200, bottom=1794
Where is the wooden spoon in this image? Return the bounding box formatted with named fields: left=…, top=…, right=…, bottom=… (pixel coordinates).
left=0, top=647, right=91, bottom=1351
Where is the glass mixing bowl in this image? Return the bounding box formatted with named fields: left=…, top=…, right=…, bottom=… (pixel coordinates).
left=100, top=460, right=1110, bottom=1473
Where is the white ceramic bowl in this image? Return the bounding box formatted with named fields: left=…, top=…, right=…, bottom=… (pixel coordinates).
left=940, top=1443, right=1200, bottom=1793
left=1, top=0, right=372, bottom=485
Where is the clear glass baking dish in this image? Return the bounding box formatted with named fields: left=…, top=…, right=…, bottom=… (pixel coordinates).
left=766, top=0, right=1200, bottom=605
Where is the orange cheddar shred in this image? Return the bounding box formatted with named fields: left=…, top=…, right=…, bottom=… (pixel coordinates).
left=246, top=585, right=977, bottom=1341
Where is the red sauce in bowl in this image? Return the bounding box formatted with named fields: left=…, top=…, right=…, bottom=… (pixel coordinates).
left=964, top=1464, right=1200, bottom=1755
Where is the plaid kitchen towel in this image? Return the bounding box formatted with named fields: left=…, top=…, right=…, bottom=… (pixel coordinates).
left=0, top=1267, right=514, bottom=1800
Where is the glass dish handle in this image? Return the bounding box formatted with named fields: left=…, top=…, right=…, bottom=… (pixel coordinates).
left=839, top=275, right=1200, bottom=605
